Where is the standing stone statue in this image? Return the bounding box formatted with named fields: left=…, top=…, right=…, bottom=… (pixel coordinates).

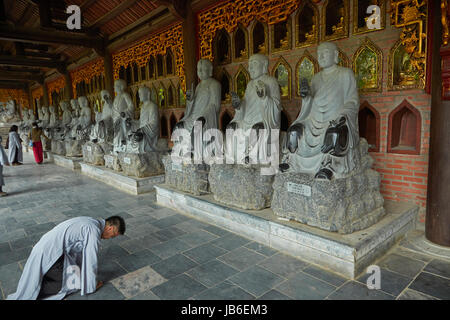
left=272, top=41, right=385, bottom=234
left=67, top=99, right=80, bottom=140
left=173, top=59, right=221, bottom=156
left=77, top=96, right=92, bottom=133
left=0, top=100, right=21, bottom=123
left=112, top=79, right=134, bottom=154
left=51, top=101, right=71, bottom=155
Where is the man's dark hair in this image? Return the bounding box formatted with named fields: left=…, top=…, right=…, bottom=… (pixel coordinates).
left=105, top=216, right=126, bottom=235
left=9, top=125, right=18, bottom=132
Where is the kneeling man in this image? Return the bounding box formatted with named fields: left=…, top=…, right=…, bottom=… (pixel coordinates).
left=7, top=216, right=126, bottom=300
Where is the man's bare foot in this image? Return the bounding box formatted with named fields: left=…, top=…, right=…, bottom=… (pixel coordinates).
left=96, top=281, right=104, bottom=290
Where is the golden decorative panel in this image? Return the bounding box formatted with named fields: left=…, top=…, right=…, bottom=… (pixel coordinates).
left=295, top=0, right=319, bottom=48
left=0, top=89, right=29, bottom=109
left=296, top=50, right=319, bottom=97
left=442, top=0, right=449, bottom=46
left=46, top=77, right=65, bottom=105
left=272, top=56, right=292, bottom=100
left=322, top=0, right=349, bottom=41
left=198, top=0, right=300, bottom=60
left=70, top=58, right=105, bottom=98
left=234, top=64, right=250, bottom=99
left=389, top=0, right=428, bottom=89
left=353, top=0, right=386, bottom=35
left=112, top=22, right=185, bottom=90
left=338, top=49, right=350, bottom=68
left=352, top=37, right=383, bottom=92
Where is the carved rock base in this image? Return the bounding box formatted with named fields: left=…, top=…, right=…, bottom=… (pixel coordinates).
left=51, top=140, right=66, bottom=155
left=65, top=139, right=85, bottom=157
left=104, top=154, right=121, bottom=172
left=82, top=141, right=113, bottom=166
left=118, top=152, right=166, bottom=178
left=162, top=156, right=210, bottom=196
left=209, top=164, right=275, bottom=210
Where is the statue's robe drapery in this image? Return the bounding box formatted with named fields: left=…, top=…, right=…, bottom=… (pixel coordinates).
left=7, top=217, right=104, bottom=300
left=180, top=78, right=221, bottom=133
left=139, top=101, right=160, bottom=152
left=227, top=74, right=281, bottom=162
left=112, top=93, right=134, bottom=153
left=8, top=131, right=23, bottom=164
left=285, top=66, right=360, bottom=177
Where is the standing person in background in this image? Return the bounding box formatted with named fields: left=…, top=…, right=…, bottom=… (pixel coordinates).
left=8, top=125, right=23, bottom=166
left=29, top=122, right=48, bottom=164
left=0, top=136, right=9, bottom=196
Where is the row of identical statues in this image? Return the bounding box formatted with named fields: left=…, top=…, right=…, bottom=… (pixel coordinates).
left=165, top=41, right=385, bottom=234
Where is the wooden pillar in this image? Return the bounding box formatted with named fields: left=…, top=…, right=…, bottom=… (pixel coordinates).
left=182, top=1, right=198, bottom=91
left=64, top=72, right=73, bottom=101
left=41, top=82, right=49, bottom=107
left=426, top=0, right=450, bottom=246
left=103, top=49, right=115, bottom=95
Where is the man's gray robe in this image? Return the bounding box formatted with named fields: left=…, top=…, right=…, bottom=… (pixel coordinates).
left=0, top=137, right=8, bottom=186
left=7, top=217, right=105, bottom=300
left=8, top=131, right=23, bottom=164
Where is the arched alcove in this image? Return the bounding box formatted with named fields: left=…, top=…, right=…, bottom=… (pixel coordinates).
left=234, top=65, right=250, bottom=99
left=388, top=100, right=421, bottom=155
left=296, top=51, right=319, bottom=96
left=151, top=86, right=158, bottom=105
left=158, top=84, right=166, bottom=108
left=220, top=111, right=233, bottom=133
left=157, top=54, right=164, bottom=78
left=322, top=0, right=349, bottom=41
left=353, top=37, right=382, bottom=92
left=148, top=56, right=156, bottom=79
left=126, top=65, right=132, bottom=86
left=280, top=111, right=289, bottom=132
left=119, top=66, right=126, bottom=81
left=160, top=115, right=168, bottom=138
left=358, top=101, right=380, bottom=152
left=296, top=0, right=319, bottom=47
left=233, top=25, right=248, bottom=62
left=178, top=86, right=186, bottom=107
left=272, top=56, right=292, bottom=100
left=168, top=84, right=175, bottom=107
left=140, top=65, right=147, bottom=81
left=169, top=113, right=177, bottom=136
left=133, top=63, right=139, bottom=83
left=271, top=18, right=291, bottom=52
left=218, top=68, right=231, bottom=102
left=166, top=48, right=174, bottom=75
left=214, top=28, right=231, bottom=65
left=251, top=21, right=268, bottom=55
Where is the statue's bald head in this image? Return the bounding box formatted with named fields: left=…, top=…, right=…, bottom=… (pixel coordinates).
left=197, top=59, right=213, bottom=80
left=317, top=41, right=339, bottom=68
left=249, top=54, right=269, bottom=79
left=138, top=86, right=150, bottom=101
left=114, top=79, right=126, bottom=92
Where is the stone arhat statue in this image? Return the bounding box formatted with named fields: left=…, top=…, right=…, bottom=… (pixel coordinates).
left=280, top=41, right=360, bottom=180
left=133, top=86, right=160, bottom=153
left=112, top=79, right=134, bottom=153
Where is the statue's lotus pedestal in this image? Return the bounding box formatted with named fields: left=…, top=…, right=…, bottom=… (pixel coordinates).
left=82, top=141, right=113, bottom=166
left=155, top=184, right=418, bottom=279
left=162, top=155, right=210, bottom=196
left=209, top=164, right=275, bottom=210
left=104, top=154, right=121, bottom=171
left=65, top=139, right=85, bottom=157
left=46, top=152, right=83, bottom=170
left=79, top=162, right=164, bottom=195
left=117, top=152, right=165, bottom=178
left=51, top=140, right=66, bottom=155
left=272, top=169, right=385, bottom=234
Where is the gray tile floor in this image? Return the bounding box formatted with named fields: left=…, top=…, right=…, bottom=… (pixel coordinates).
left=0, top=154, right=449, bottom=300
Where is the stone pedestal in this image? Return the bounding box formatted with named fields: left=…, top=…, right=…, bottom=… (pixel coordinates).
left=82, top=141, right=113, bottom=166
left=51, top=140, right=66, bottom=155
left=80, top=162, right=164, bottom=195
left=104, top=154, right=121, bottom=171
left=272, top=143, right=385, bottom=234
left=65, top=139, right=85, bottom=157
left=117, top=152, right=165, bottom=178
left=156, top=185, right=418, bottom=279
left=209, top=164, right=275, bottom=210
left=47, top=152, right=82, bottom=170
left=162, top=155, right=210, bottom=196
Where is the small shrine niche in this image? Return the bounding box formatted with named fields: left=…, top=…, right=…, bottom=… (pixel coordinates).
left=151, top=86, right=158, bottom=104
left=235, top=65, right=250, bottom=99
left=214, top=29, right=231, bottom=65
left=353, top=0, right=385, bottom=35
left=148, top=56, right=156, bottom=79
left=251, top=21, right=268, bottom=54
left=273, top=57, right=291, bottom=100
left=166, top=48, right=174, bottom=75
left=178, top=86, right=186, bottom=106
left=353, top=38, right=382, bottom=92
left=169, top=113, right=177, bottom=135
left=233, top=25, right=248, bottom=61
left=141, top=65, right=147, bottom=81
left=389, top=41, right=420, bottom=90
left=296, top=51, right=318, bottom=96
left=125, top=65, right=132, bottom=86
left=218, top=68, right=231, bottom=102
left=272, top=18, right=291, bottom=52
left=280, top=111, right=289, bottom=132
left=158, top=85, right=166, bottom=108
left=220, top=111, right=232, bottom=133
left=157, top=54, right=164, bottom=78
left=322, top=0, right=348, bottom=41
left=296, top=1, right=318, bottom=48
left=358, top=101, right=380, bottom=152
left=168, top=84, right=175, bottom=107
left=133, top=63, right=139, bottom=83
left=388, top=100, right=421, bottom=155
left=160, top=115, right=168, bottom=138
